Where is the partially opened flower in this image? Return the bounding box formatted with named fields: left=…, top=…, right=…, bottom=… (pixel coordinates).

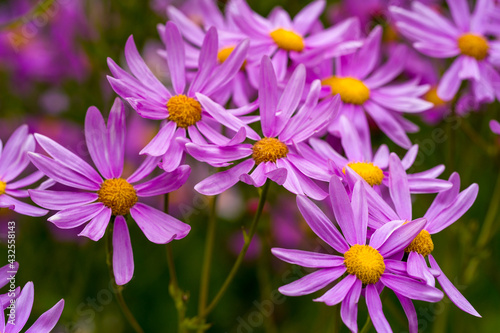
left=318, top=26, right=433, bottom=148
left=28, top=99, right=191, bottom=285
left=228, top=0, right=361, bottom=81
left=186, top=57, right=339, bottom=200
left=298, top=115, right=451, bottom=193
left=390, top=0, right=500, bottom=103
left=0, top=125, right=48, bottom=217
left=108, top=22, right=254, bottom=171
left=1, top=282, right=64, bottom=333
left=404, top=173, right=480, bottom=320
left=272, top=177, right=443, bottom=332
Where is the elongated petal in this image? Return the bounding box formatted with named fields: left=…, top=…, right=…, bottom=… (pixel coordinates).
left=389, top=153, right=412, bottom=221
left=163, top=22, right=186, bottom=94
left=130, top=203, right=190, bottom=243
left=329, top=175, right=357, bottom=246
left=127, top=155, right=161, bottom=183
left=6, top=282, right=34, bottom=333
left=136, top=165, right=190, bottom=197
left=314, top=274, right=357, bottom=306
left=395, top=293, right=418, bottom=333
left=429, top=255, right=480, bottom=316
left=274, top=64, right=306, bottom=135
left=340, top=279, right=362, bottom=333
left=293, top=0, right=325, bottom=35
left=25, top=299, right=64, bottom=333
left=271, top=248, right=344, bottom=268
left=437, top=57, right=463, bottom=101
left=48, top=203, right=105, bottom=229
left=85, top=106, right=115, bottom=179
left=29, top=190, right=98, bottom=210
left=259, top=56, right=278, bottom=137
left=375, top=218, right=426, bottom=258
left=6, top=171, right=44, bottom=190
left=0, top=195, right=48, bottom=217
left=381, top=273, right=443, bottom=302
left=296, top=195, right=349, bottom=253
left=140, top=121, right=177, bottom=157
left=78, top=208, right=111, bottom=241
left=278, top=266, right=346, bottom=296
left=351, top=181, right=368, bottom=245
left=113, top=216, right=134, bottom=285
left=0, top=125, right=30, bottom=182
left=107, top=98, right=126, bottom=178
left=365, top=284, right=392, bottom=333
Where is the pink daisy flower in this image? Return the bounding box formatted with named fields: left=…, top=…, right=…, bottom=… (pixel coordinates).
left=316, top=26, right=433, bottom=149
left=0, top=125, right=48, bottom=217
left=28, top=99, right=191, bottom=285
left=390, top=0, right=500, bottom=103
left=272, top=177, right=443, bottom=332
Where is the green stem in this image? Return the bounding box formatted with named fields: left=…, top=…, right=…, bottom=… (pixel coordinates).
left=201, top=181, right=271, bottom=318
left=106, top=218, right=144, bottom=333
left=460, top=120, right=496, bottom=156
left=359, top=315, right=372, bottom=333
left=197, top=195, right=218, bottom=333
left=447, top=102, right=457, bottom=173
left=164, top=193, right=188, bottom=333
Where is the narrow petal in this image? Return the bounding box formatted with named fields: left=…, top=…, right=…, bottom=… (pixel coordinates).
left=365, top=284, right=392, bottom=333
left=293, top=0, right=325, bottom=35
left=274, top=64, right=306, bottom=135
left=127, top=155, right=162, bottom=183
left=395, top=293, right=418, bottom=333
left=6, top=282, right=34, bottom=333
left=380, top=273, right=443, bottom=302
left=446, top=0, right=470, bottom=31
left=437, top=57, right=464, bottom=101
left=388, top=153, right=412, bottom=221
left=271, top=248, right=344, bottom=268
left=428, top=255, right=481, bottom=317
left=135, top=165, right=191, bottom=197
left=25, top=299, right=64, bottom=333
left=78, top=208, right=112, bottom=241
left=259, top=56, right=278, bottom=137
left=329, top=175, right=357, bottom=246
left=374, top=218, right=426, bottom=258
left=107, top=98, right=126, bottom=178
left=6, top=171, right=44, bottom=190
left=0, top=195, right=47, bottom=217
left=85, top=106, right=114, bottom=179
left=48, top=203, right=105, bottom=229
left=130, top=203, right=190, bottom=243
left=162, top=22, right=186, bottom=94
left=29, top=190, right=98, bottom=210
left=139, top=121, right=176, bottom=156
left=340, top=279, right=362, bottom=333
left=113, top=216, right=134, bottom=285
left=278, top=266, right=346, bottom=296
left=314, top=274, right=357, bottom=306
left=351, top=181, right=368, bottom=245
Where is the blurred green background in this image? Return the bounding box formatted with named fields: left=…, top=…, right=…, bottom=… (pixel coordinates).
left=1, top=0, right=499, bottom=332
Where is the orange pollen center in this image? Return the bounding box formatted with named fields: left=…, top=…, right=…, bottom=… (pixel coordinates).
left=97, top=178, right=138, bottom=216
left=252, top=138, right=289, bottom=164
left=344, top=244, right=385, bottom=285
left=321, top=76, right=370, bottom=105
left=405, top=230, right=434, bottom=257
left=167, top=95, right=202, bottom=128
left=0, top=181, right=6, bottom=195
left=457, top=33, right=489, bottom=60
left=424, top=87, right=446, bottom=107
left=270, top=28, right=305, bottom=52
left=343, top=162, right=384, bottom=187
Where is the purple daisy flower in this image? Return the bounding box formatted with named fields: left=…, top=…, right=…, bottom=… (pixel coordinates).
left=367, top=166, right=481, bottom=322
left=107, top=22, right=255, bottom=171
left=28, top=99, right=191, bottom=285
left=227, top=0, right=362, bottom=81
left=272, top=177, right=443, bottom=332
left=490, top=119, right=500, bottom=134
left=389, top=0, right=500, bottom=103
left=317, top=26, right=433, bottom=149
left=186, top=57, right=339, bottom=200
left=0, top=125, right=48, bottom=217
left=1, top=282, right=64, bottom=333
left=297, top=115, right=451, bottom=194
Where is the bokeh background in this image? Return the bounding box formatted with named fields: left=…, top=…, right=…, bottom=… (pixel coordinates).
left=0, top=0, right=499, bottom=332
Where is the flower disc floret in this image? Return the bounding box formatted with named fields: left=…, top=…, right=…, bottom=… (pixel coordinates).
left=270, top=28, right=305, bottom=52
left=321, top=76, right=370, bottom=105
left=424, top=87, right=446, bottom=107
left=405, top=230, right=434, bottom=257
left=457, top=33, right=489, bottom=60
left=345, top=162, right=384, bottom=187
left=252, top=137, right=289, bottom=164
left=98, top=178, right=138, bottom=216
left=0, top=180, right=6, bottom=195
left=167, top=95, right=202, bottom=128
left=344, top=244, right=385, bottom=285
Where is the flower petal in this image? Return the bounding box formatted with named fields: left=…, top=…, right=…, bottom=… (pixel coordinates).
left=29, top=190, right=98, bottom=210
left=329, top=175, right=357, bottom=246
left=271, top=248, right=344, bottom=268
left=113, top=216, right=134, bottom=286
left=162, top=22, right=186, bottom=95
left=278, top=266, right=346, bottom=297
left=314, top=274, right=357, bottom=306
left=136, top=165, right=190, bottom=197
left=25, top=299, right=64, bottom=333
left=380, top=273, right=443, bottom=302
left=78, top=208, right=112, bottom=241
left=388, top=153, right=412, bottom=221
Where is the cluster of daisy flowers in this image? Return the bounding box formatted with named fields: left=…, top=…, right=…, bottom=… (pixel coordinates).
left=1, top=0, right=497, bottom=331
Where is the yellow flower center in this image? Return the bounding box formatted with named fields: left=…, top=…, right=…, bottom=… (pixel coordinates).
left=0, top=181, right=6, bottom=195
left=270, top=28, right=305, bottom=52
left=405, top=230, right=434, bottom=257
left=252, top=137, right=289, bottom=165
left=344, top=162, right=384, bottom=187
left=457, top=33, right=489, bottom=60
left=321, top=76, right=370, bottom=105
left=424, top=87, right=446, bottom=107
left=344, top=244, right=385, bottom=285
left=167, top=95, right=202, bottom=128
left=97, top=178, right=138, bottom=216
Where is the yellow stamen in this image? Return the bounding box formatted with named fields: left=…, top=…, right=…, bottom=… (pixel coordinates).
left=97, top=178, right=138, bottom=216
left=0, top=181, right=6, bottom=195
left=252, top=137, right=288, bottom=164
left=344, top=244, right=385, bottom=285
left=424, top=87, right=446, bottom=107
left=270, top=28, right=305, bottom=52
left=343, top=162, right=384, bottom=187
left=167, top=95, right=202, bottom=128
left=457, top=33, right=489, bottom=60
left=321, top=76, right=370, bottom=105
left=405, top=230, right=434, bottom=257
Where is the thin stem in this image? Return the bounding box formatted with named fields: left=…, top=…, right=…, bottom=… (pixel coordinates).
left=197, top=195, right=218, bottom=332
left=201, top=181, right=271, bottom=318
left=106, top=218, right=144, bottom=333
left=460, top=120, right=495, bottom=156
left=164, top=193, right=187, bottom=333
left=447, top=102, right=457, bottom=173
left=359, top=315, right=372, bottom=333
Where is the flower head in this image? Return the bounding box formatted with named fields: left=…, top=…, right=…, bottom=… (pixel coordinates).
left=272, top=177, right=443, bottom=332
left=28, top=99, right=191, bottom=285
left=0, top=125, right=49, bottom=217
